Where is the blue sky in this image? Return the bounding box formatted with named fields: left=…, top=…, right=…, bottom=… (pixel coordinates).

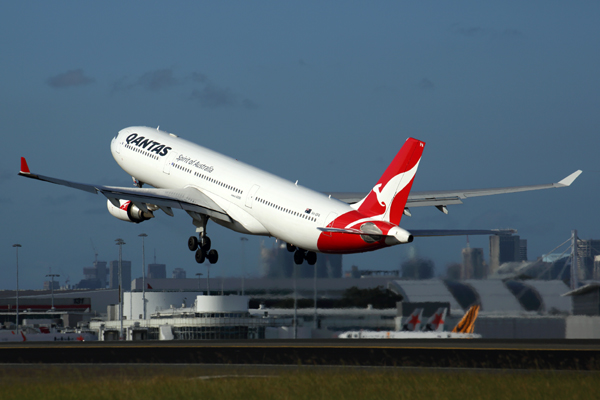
left=1, top=2, right=599, bottom=289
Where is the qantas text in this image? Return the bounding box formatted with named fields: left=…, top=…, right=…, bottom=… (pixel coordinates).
left=126, top=133, right=172, bottom=156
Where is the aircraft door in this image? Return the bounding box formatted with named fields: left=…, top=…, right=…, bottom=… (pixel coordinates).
left=163, top=151, right=179, bottom=175
left=245, top=185, right=260, bottom=208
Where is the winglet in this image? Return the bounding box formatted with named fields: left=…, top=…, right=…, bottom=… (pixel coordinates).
left=557, top=170, right=582, bottom=187
left=20, top=157, right=30, bottom=174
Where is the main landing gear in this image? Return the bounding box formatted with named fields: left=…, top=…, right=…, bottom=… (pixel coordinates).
left=287, top=243, right=317, bottom=265
left=187, top=213, right=218, bottom=264
left=189, top=235, right=219, bottom=264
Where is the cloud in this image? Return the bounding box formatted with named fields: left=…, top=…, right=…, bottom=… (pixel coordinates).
left=190, top=84, right=237, bottom=108
left=138, top=69, right=180, bottom=91
left=47, top=69, right=95, bottom=88
left=418, top=78, right=435, bottom=90
left=452, top=26, right=487, bottom=38
left=242, top=98, right=259, bottom=110
left=111, top=68, right=258, bottom=109
left=111, top=68, right=180, bottom=92
left=190, top=72, right=208, bottom=84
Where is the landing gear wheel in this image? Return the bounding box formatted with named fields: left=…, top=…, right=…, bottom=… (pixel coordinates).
left=207, top=249, right=219, bottom=264
left=306, top=251, right=317, bottom=265
left=195, top=249, right=206, bottom=264
left=286, top=243, right=296, bottom=252
left=201, top=236, right=211, bottom=252
left=294, top=249, right=305, bottom=265
left=188, top=236, right=199, bottom=251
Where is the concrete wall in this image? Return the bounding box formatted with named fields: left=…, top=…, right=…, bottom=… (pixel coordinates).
left=122, top=291, right=203, bottom=320
left=474, top=316, right=566, bottom=339
left=566, top=316, right=600, bottom=339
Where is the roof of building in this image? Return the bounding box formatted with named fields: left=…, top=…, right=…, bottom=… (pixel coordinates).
left=562, top=282, right=600, bottom=297
left=390, top=280, right=461, bottom=311
left=525, top=280, right=571, bottom=313
left=464, top=280, right=522, bottom=313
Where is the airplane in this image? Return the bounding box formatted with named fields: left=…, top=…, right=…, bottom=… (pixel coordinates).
left=18, top=126, right=582, bottom=266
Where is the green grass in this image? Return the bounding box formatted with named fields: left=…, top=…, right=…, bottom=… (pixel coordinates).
left=1, top=364, right=598, bottom=400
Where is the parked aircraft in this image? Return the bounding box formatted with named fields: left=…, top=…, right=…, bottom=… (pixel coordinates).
left=338, top=305, right=481, bottom=339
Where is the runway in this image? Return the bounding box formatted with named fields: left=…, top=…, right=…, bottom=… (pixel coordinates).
left=1, top=339, right=599, bottom=370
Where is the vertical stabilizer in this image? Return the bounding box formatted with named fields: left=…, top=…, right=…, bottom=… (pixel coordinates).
left=354, top=138, right=425, bottom=225
left=452, top=305, right=480, bottom=334
left=402, top=308, right=424, bottom=331
left=424, top=307, right=447, bottom=332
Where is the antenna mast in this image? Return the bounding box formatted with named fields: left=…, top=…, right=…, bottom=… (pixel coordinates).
left=90, top=239, right=98, bottom=267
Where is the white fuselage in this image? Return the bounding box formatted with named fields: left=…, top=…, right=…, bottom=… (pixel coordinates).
left=110, top=126, right=354, bottom=252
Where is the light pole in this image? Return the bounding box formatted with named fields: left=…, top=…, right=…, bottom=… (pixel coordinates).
left=195, top=273, right=203, bottom=291
left=115, top=238, right=126, bottom=340
left=314, top=262, right=318, bottom=329
left=139, top=233, right=148, bottom=319
left=293, top=263, right=297, bottom=339
left=12, top=244, right=21, bottom=334
left=240, top=237, right=248, bottom=296
left=46, top=273, right=60, bottom=311
left=206, top=265, right=210, bottom=295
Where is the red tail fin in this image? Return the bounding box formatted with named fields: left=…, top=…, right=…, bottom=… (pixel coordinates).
left=356, top=138, right=425, bottom=225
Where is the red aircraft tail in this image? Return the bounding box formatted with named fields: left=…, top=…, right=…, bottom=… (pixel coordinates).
left=355, top=138, right=425, bottom=225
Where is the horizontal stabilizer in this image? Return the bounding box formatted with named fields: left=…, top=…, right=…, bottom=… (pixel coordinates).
left=317, top=227, right=370, bottom=235
left=410, top=229, right=516, bottom=237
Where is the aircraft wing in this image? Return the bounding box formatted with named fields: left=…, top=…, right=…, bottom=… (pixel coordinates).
left=18, top=157, right=231, bottom=222
left=326, top=170, right=582, bottom=210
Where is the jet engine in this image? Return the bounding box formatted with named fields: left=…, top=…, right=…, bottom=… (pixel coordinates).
left=107, top=199, right=154, bottom=223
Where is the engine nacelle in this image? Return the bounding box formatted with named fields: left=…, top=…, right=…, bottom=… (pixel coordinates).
left=107, top=199, right=154, bottom=223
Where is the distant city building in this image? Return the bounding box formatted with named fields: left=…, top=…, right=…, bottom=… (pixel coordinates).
left=148, top=263, right=167, bottom=279
left=172, top=268, right=186, bottom=279
left=344, top=266, right=399, bottom=278
left=77, top=261, right=107, bottom=289
left=43, top=280, right=59, bottom=290
left=489, top=235, right=525, bottom=275
left=462, top=247, right=486, bottom=279
left=594, top=256, right=600, bottom=281
left=109, top=260, right=131, bottom=291
left=577, top=239, right=600, bottom=280
left=345, top=266, right=361, bottom=279
left=74, top=279, right=103, bottom=290
left=260, top=243, right=293, bottom=278
left=401, top=258, right=434, bottom=280
left=519, top=239, right=528, bottom=262
left=446, top=263, right=462, bottom=280
left=260, top=242, right=342, bottom=278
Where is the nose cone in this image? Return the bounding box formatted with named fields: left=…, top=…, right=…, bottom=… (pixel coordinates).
left=111, top=128, right=129, bottom=159
left=385, top=226, right=414, bottom=245
left=110, top=135, right=119, bottom=157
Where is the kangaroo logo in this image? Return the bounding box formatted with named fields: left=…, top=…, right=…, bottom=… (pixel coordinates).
left=372, top=184, right=386, bottom=207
